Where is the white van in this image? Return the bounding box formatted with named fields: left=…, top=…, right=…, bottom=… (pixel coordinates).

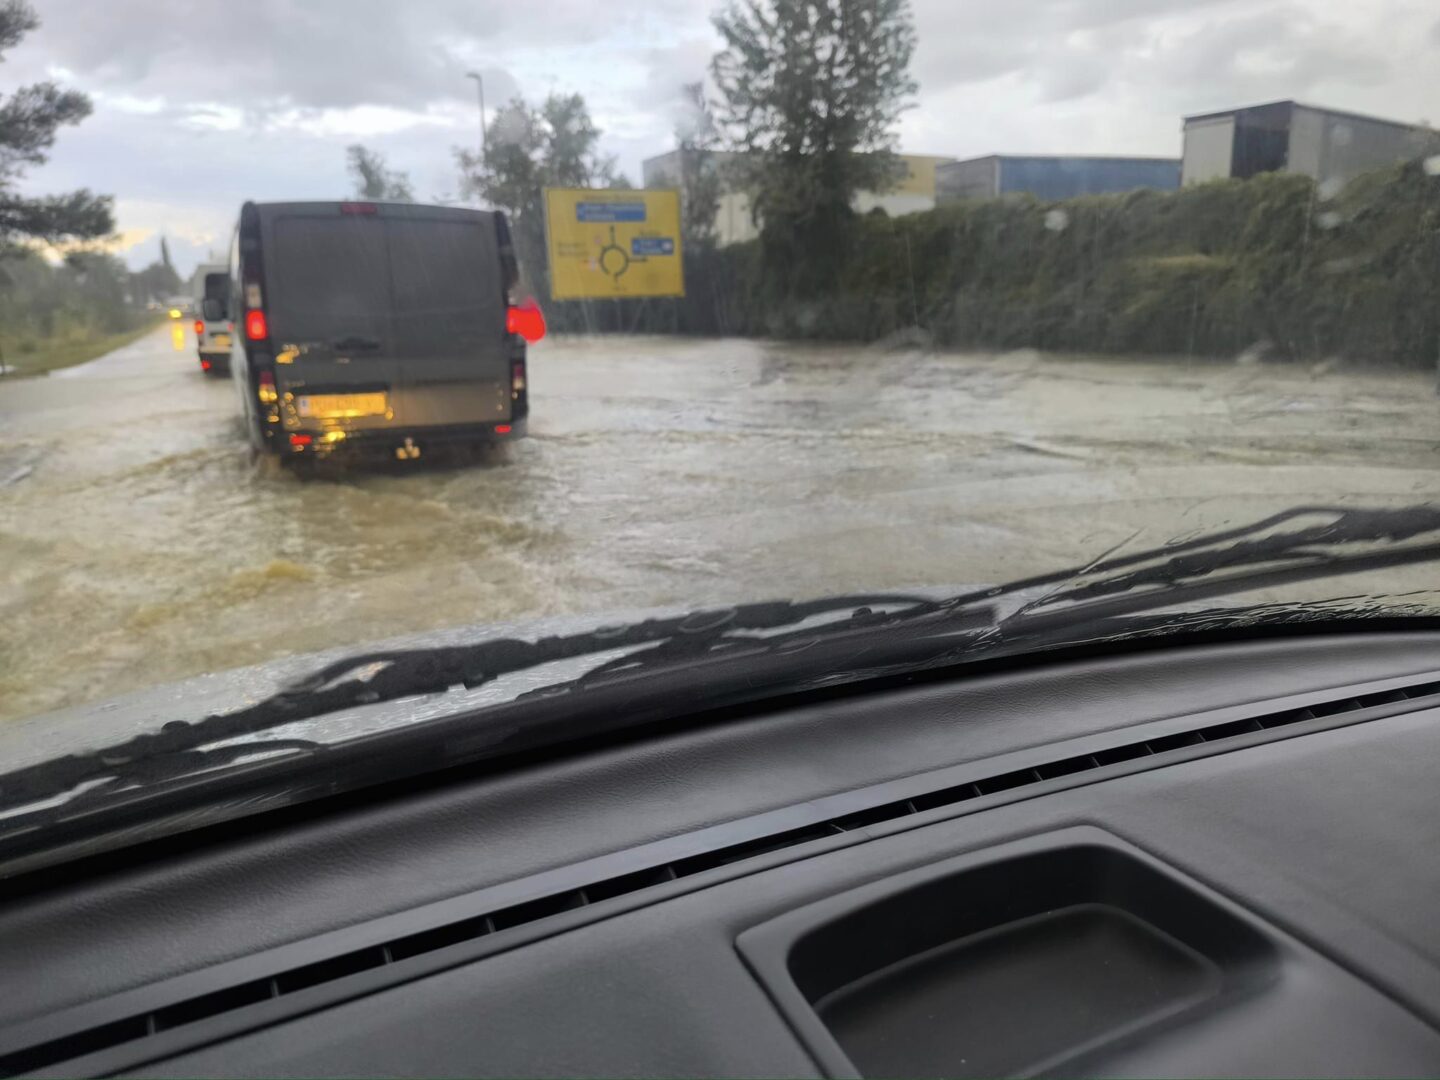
left=194, top=269, right=232, bottom=375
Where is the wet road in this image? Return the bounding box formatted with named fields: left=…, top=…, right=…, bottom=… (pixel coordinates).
left=3, top=324, right=1440, bottom=722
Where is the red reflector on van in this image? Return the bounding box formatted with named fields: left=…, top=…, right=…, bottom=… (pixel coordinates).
left=506, top=299, right=546, bottom=344
left=193, top=320, right=204, bottom=335
left=289, top=434, right=313, bottom=447
left=340, top=202, right=379, bottom=215
left=200, top=360, right=211, bottom=371
left=245, top=310, right=268, bottom=340
left=495, top=424, right=512, bottom=435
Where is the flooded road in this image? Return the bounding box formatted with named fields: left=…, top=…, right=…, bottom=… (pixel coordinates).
left=3, top=324, right=1440, bottom=723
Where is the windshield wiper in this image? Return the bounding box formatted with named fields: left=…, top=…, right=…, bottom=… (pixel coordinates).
left=0, top=593, right=952, bottom=813
left=491, top=505, right=1440, bottom=700
left=3, top=504, right=1439, bottom=820
left=973, top=504, right=1440, bottom=640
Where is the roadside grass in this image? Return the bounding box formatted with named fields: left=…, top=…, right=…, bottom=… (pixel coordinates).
left=0, top=318, right=167, bottom=378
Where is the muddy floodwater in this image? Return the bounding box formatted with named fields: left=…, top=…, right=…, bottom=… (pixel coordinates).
left=3, top=325, right=1439, bottom=723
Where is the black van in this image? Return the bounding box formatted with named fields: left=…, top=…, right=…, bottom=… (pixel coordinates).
left=227, top=200, right=535, bottom=459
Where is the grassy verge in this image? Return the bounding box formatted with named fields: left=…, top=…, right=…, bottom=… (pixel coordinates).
left=0, top=318, right=167, bottom=378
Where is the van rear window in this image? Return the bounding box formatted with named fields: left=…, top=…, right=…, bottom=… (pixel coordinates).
left=269, top=216, right=391, bottom=340
left=388, top=219, right=502, bottom=316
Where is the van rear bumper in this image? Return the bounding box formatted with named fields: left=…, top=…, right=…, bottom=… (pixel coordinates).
left=272, top=418, right=526, bottom=457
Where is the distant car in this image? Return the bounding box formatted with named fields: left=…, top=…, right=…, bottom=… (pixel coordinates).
left=227, top=200, right=542, bottom=460
left=195, top=271, right=232, bottom=376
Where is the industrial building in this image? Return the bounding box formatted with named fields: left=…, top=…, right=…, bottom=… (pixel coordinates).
left=641, top=151, right=953, bottom=246
left=936, top=155, right=1180, bottom=202
left=1182, top=100, right=1440, bottom=187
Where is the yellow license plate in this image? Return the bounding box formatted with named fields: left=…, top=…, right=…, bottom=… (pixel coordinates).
left=212, top=334, right=231, bottom=348
left=297, top=392, right=388, bottom=419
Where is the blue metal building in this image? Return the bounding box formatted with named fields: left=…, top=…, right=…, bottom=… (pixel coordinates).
left=937, top=155, right=1181, bottom=202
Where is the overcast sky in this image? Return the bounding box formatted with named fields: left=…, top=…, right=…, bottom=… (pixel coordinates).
left=10, top=0, right=1440, bottom=276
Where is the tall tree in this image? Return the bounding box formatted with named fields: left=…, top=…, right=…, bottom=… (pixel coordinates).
left=346, top=144, right=414, bottom=200
left=131, top=258, right=179, bottom=302
left=674, top=82, right=722, bottom=250
left=538, top=93, right=616, bottom=188
left=710, top=0, right=916, bottom=287
left=456, top=92, right=618, bottom=295
left=0, top=0, right=112, bottom=251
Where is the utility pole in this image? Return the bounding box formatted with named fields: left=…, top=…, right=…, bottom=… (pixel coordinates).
left=466, top=71, right=487, bottom=167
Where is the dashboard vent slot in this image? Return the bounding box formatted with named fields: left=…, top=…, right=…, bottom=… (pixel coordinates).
left=6, top=676, right=1440, bottom=1076
left=273, top=948, right=387, bottom=994
left=583, top=865, right=677, bottom=903
left=150, top=982, right=273, bottom=1033
left=386, top=913, right=493, bottom=963
left=490, top=891, right=587, bottom=931
left=672, top=824, right=845, bottom=876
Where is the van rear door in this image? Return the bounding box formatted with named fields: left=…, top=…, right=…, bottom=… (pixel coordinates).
left=264, top=207, right=398, bottom=432
left=384, top=208, right=510, bottom=428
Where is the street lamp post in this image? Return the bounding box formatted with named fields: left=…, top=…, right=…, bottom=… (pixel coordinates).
left=466, top=71, right=487, bottom=167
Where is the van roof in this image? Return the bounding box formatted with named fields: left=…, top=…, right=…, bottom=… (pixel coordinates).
left=246, top=201, right=498, bottom=225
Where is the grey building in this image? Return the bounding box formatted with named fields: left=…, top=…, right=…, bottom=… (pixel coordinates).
left=936, top=155, right=1180, bottom=202
left=1182, top=100, right=1440, bottom=187
left=641, top=149, right=741, bottom=188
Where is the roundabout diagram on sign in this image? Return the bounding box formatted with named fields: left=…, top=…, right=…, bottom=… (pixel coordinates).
left=597, top=226, right=630, bottom=280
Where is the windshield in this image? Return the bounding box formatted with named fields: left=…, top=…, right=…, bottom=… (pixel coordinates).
left=1, top=0, right=1438, bottom=848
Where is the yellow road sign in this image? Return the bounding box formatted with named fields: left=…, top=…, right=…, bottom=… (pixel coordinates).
left=543, top=188, right=684, bottom=300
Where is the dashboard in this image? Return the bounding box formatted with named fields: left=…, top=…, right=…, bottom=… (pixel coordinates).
left=3, top=631, right=1440, bottom=1077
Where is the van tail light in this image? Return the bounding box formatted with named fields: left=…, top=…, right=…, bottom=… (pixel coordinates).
left=193, top=320, right=204, bottom=335
left=289, top=433, right=313, bottom=447
left=257, top=369, right=278, bottom=405
left=245, top=309, right=268, bottom=341
left=494, top=424, right=512, bottom=435
left=340, top=202, right=379, bottom=215
left=512, top=361, right=526, bottom=392
left=506, top=299, right=546, bottom=344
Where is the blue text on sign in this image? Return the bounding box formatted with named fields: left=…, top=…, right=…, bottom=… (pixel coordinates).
left=577, top=203, right=646, bottom=223
left=631, top=237, right=675, bottom=256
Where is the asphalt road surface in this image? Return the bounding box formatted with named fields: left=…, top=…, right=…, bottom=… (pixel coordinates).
left=3, top=323, right=1439, bottom=723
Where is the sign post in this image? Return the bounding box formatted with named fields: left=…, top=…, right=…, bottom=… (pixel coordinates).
left=543, top=188, right=684, bottom=300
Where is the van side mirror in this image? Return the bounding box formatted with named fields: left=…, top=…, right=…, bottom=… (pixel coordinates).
left=202, top=297, right=225, bottom=321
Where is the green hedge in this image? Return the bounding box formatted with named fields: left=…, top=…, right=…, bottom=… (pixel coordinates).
left=545, top=161, right=1440, bottom=367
